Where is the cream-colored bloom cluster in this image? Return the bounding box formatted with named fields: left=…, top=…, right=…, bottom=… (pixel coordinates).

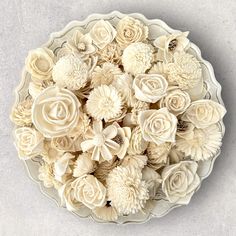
left=12, top=16, right=226, bottom=222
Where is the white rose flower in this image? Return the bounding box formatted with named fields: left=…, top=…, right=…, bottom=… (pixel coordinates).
left=89, top=20, right=116, bottom=49
left=25, top=47, right=55, bottom=81
left=73, top=153, right=97, bottom=177
left=133, top=74, right=168, bottom=103
left=58, top=179, right=83, bottom=212
left=72, top=175, right=107, bottom=209
left=142, top=166, right=162, bottom=199
left=182, top=99, right=226, bottom=128
left=116, top=16, right=148, bottom=48
left=162, top=161, right=200, bottom=205
left=52, top=54, right=89, bottom=90
left=138, top=108, right=178, bottom=145
left=160, top=87, right=191, bottom=115
left=14, top=127, right=44, bottom=160
left=32, top=86, right=81, bottom=138
left=122, top=42, right=153, bottom=75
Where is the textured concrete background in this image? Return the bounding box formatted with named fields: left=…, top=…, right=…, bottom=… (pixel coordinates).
left=0, top=0, right=236, bottom=235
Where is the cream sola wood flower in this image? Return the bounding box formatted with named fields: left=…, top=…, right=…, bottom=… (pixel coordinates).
left=81, top=120, right=120, bottom=162
left=92, top=203, right=119, bottom=221
left=176, top=124, right=223, bottom=161
left=91, top=62, right=122, bottom=88
left=122, top=42, right=153, bottom=75
left=86, top=85, right=123, bottom=121
left=107, top=165, right=149, bottom=215
left=52, top=54, right=89, bottom=90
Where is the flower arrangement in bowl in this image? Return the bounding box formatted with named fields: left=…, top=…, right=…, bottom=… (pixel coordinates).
left=11, top=11, right=226, bottom=224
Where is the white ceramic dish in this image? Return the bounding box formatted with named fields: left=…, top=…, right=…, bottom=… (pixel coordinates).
left=13, top=11, right=225, bottom=224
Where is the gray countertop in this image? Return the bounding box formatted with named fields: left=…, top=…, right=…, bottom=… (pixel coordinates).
left=0, top=0, right=235, bottom=235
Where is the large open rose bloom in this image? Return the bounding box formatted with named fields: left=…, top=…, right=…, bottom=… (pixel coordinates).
left=138, top=108, right=177, bottom=145
left=32, top=86, right=81, bottom=138
left=162, top=161, right=200, bottom=204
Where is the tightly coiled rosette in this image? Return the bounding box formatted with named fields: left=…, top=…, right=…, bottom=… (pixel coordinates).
left=162, top=161, right=201, bottom=204
left=32, top=86, right=81, bottom=138
left=138, top=108, right=178, bottom=145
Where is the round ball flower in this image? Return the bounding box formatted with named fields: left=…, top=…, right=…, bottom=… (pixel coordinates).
left=72, top=175, right=107, bottom=209
left=81, top=121, right=120, bottom=162
left=133, top=74, right=168, bottom=103
left=25, top=47, right=55, bottom=81
left=91, top=62, right=122, bottom=88
left=52, top=54, right=89, bottom=90
left=162, top=161, right=200, bottom=204
left=107, top=166, right=149, bottom=215
left=86, top=85, right=123, bottom=121
left=176, top=124, right=222, bottom=161
left=89, top=20, right=117, bottom=49
left=14, top=127, right=44, bottom=160
left=116, top=16, right=148, bottom=48
left=167, top=51, right=202, bottom=90
left=160, top=87, right=191, bottom=115
left=182, top=99, right=226, bottom=128
left=10, top=99, right=33, bottom=126
left=138, top=108, right=178, bottom=145
left=32, top=86, right=81, bottom=138
left=122, top=42, right=153, bottom=75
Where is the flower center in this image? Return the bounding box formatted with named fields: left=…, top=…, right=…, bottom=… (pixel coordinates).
left=93, top=134, right=105, bottom=146
left=168, top=39, right=178, bottom=51
left=112, top=134, right=124, bottom=145
left=77, top=42, right=86, bottom=51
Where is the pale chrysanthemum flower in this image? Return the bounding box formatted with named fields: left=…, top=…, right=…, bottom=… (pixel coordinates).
left=122, top=42, right=153, bottom=75
left=167, top=51, right=202, bottom=90
left=86, top=85, right=123, bottom=121
left=94, top=157, right=120, bottom=185
left=120, top=154, right=147, bottom=169
left=147, top=142, right=172, bottom=170
left=127, top=126, right=148, bottom=155
left=92, top=203, right=118, bottom=221
left=81, top=121, right=120, bottom=162
left=10, top=99, right=33, bottom=126
left=97, top=42, right=122, bottom=65
left=107, top=166, right=149, bottom=215
left=176, top=124, right=222, bottom=161
left=91, top=62, right=122, bottom=88
left=52, top=54, right=89, bottom=90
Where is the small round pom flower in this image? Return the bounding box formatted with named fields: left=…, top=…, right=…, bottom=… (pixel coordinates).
left=38, top=162, right=57, bottom=188
left=52, top=54, right=89, bottom=90
left=167, top=52, right=202, bottom=90
left=107, top=166, right=149, bottom=215
left=86, top=85, right=123, bottom=121
left=91, top=62, right=122, bottom=88
left=122, top=42, right=153, bottom=75
left=176, top=124, right=222, bottom=161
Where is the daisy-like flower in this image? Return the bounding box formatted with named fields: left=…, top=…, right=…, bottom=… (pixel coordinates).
left=91, top=62, right=122, bottom=88
left=167, top=51, right=202, bottom=90
left=81, top=120, right=120, bottom=162
left=176, top=124, right=222, bottom=161
left=92, top=202, right=119, bottom=221
left=65, top=30, right=96, bottom=59
left=107, top=165, right=149, bottom=215
left=52, top=54, right=89, bottom=90
left=86, top=85, right=123, bottom=121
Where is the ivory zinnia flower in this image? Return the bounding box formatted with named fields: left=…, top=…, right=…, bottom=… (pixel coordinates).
left=81, top=121, right=120, bottom=162
left=107, top=166, right=149, bottom=215
left=86, top=85, right=123, bottom=121
left=91, top=62, right=122, bottom=88
left=176, top=124, right=222, bottom=161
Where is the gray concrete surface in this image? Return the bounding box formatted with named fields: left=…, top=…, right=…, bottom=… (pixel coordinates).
left=0, top=0, right=236, bottom=235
